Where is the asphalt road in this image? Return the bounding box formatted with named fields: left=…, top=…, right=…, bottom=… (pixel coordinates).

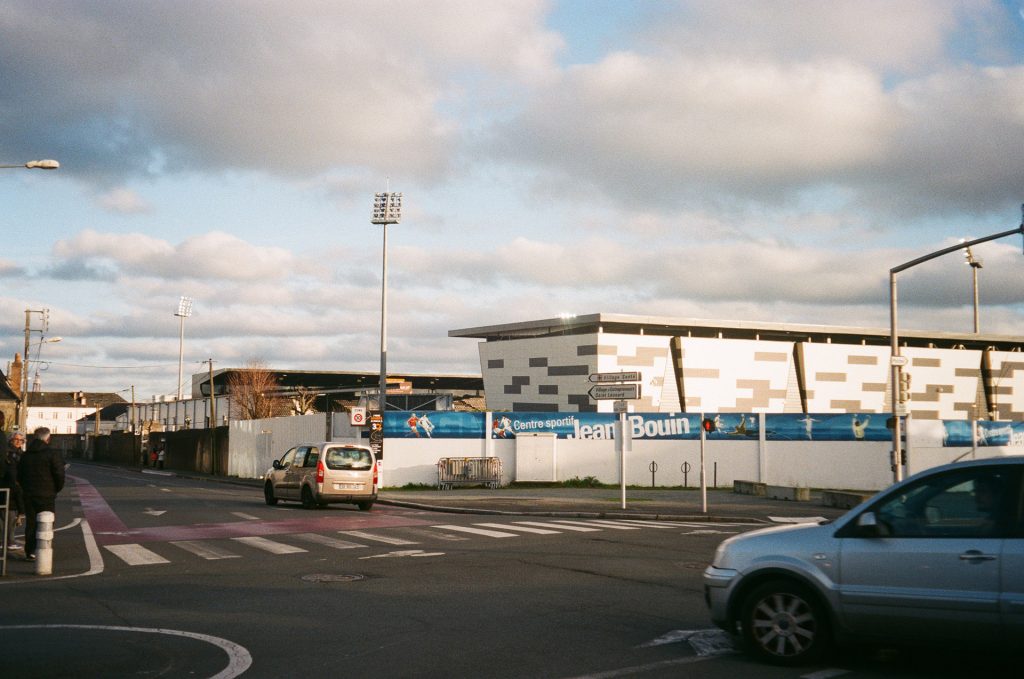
left=1, top=464, right=1017, bottom=678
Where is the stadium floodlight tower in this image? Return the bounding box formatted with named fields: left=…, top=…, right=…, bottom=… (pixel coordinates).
left=175, top=296, right=194, bottom=400
left=371, top=190, right=402, bottom=413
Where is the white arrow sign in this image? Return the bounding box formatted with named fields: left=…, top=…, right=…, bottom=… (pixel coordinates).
left=589, top=371, right=642, bottom=383
left=588, top=384, right=640, bottom=400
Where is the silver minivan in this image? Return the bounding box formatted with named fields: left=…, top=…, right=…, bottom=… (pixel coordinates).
left=264, top=442, right=378, bottom=511
left=704, top=456, right=1023, bottom=664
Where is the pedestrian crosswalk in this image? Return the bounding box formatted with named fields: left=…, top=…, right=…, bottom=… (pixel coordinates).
left=99, top=518, right=748, bottom=568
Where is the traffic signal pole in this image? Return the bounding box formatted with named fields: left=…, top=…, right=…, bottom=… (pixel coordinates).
left=700, top=414, right=708, bottom=514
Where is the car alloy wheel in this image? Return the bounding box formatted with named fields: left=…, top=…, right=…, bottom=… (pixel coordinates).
left=740, top=580, right=828, bottom=665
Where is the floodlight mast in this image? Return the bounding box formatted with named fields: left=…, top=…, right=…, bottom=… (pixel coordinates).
left=175, top=296, right=194, bottom=400
left=888, top=207, right=1024, bottom=483
left=371, top=191, right=402, bottom=416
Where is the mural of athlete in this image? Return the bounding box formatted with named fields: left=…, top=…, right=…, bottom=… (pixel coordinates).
left=492, top=416, right=514, bottom=438
left=852, top=415, right=871, bottom=440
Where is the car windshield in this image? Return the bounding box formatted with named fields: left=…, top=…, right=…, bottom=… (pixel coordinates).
left=324, top=447, right=372, bottom=470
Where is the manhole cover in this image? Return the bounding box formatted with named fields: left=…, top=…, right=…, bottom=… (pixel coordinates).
left=301, top=573, right=366, bottom=584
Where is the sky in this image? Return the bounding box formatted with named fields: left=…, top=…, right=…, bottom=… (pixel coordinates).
left=2, top=0, right=1024, bottom=401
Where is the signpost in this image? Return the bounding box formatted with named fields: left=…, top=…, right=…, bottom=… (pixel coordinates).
left=588, top=371, right=641, bottom=509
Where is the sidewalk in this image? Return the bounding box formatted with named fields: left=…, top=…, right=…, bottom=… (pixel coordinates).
left=378, top=486, right=853, bottom=523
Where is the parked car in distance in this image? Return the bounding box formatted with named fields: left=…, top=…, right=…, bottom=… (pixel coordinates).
left=264, top=442, right=378, bottom=511
left=704, top=456, right=1023, bottom=665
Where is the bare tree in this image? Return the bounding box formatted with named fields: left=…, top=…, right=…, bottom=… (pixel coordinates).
left=291, top=386, right=319, bottom=415
left=227, top=359, right=287, bottom=420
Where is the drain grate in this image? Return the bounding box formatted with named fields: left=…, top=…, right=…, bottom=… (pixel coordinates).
left=302, top=573, right=366, bottom=584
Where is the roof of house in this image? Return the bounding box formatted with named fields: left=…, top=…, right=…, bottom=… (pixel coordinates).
left=0, top=371, right=19, bottom=401
left=27, top=391, right=128, bottom=408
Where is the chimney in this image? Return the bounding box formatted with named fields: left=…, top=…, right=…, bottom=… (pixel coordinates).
left=10, top=353, right=24, bottom=398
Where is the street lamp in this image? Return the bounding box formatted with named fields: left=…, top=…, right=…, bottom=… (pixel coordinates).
left=175, top=296, right=193, bottom=400
left=888, top=208, right=1024, bottom=483
left=0, top=159, right=60, bottom=170
left=22, top=335, right=62, bottom=432
left=960, top=240, right=983, bottom=333
left=371, top=190, right=402, bottom=413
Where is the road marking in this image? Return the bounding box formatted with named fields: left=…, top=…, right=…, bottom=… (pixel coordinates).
left=616, top=520, right=679, bottom=529
left=340, top=530, right=418, bottom=545
left=104, top=543, right=170, bottom=566
left=640, top=629, right=735, bottom=656
left=475, top=522, right=561, bottom=535
left=231, top=536, right=307, bottom=554
left=548, top=520, right=636, bottom=530
left=171, top=540, right=241, bottom=560
left=230, top=512, right=260, bottom=521
left=571, top=519, right=642, bottom=530
left=291, top=533, right=368, bottom=550
left=56, top=518, right=82, bottom=532
left=769, top=516, right=827, bottom=524
left=802, top=670, right=851, bottom=679
left=0, top=625, right=252, bottom=679
left=359, top=549, right=445, bottom=559
left=143, top=509, right=167, bottom=516
left=396, top=527, right=470, bottom=541
left=434, top=524, right=518, bottom=538
left=515, top=521, right=601, bottom=532
left=559, top=654, right=715, bottom=678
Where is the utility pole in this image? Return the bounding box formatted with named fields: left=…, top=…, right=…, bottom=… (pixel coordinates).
left=208, top=358, right=217, bottom=475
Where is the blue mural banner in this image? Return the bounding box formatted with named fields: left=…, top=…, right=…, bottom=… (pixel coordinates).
left=382, top=411, right=892, bottom=442
left=763, top=413, right=890, bottom=442
left=384, top=411, right=485, bottom=439
left=943, top=420, right=1024, bottom=447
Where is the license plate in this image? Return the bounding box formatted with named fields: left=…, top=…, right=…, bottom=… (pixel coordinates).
left=335, top=482, right=362, bottom=490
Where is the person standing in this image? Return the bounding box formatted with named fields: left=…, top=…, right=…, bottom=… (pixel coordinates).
left=2, top=432, right=26, bottom=551
left=17, top=428, right=65, bottom=562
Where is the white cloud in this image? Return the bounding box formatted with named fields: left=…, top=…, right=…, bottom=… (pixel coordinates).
left=97, top=187, right=151, bottom=214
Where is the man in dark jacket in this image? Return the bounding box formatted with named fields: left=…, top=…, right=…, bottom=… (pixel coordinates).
left=17, top=427, right=65, bottom=561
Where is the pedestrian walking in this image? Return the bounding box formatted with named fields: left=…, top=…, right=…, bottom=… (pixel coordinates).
left=157, top=445, right=166, bottom=470
left=17, top=428, right=65, bottom=562
left=2, top=432, right=26, bottom=551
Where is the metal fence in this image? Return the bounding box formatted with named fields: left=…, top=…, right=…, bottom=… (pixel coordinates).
left=437, top=457, right=502, bottom=490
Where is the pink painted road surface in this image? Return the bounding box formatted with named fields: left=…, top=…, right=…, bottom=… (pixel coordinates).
left=70, top=475, right=435, bottom=546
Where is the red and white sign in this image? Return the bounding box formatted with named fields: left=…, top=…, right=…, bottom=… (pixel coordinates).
left=350, top=407, right=367, bottom=426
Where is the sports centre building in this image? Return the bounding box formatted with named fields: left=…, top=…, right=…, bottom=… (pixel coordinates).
left=450, top=313, right=1024, bottom=421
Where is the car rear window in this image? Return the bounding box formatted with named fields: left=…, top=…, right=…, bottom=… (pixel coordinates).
left=325, top=447, right=372, bottom=470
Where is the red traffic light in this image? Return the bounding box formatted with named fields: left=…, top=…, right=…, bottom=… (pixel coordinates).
left=702, top=417, right=716, bottom=433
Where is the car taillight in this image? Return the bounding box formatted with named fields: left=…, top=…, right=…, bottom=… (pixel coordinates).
left=373, top=462, right=378, bottom=487
left=316, top=460, right=325, bottom=484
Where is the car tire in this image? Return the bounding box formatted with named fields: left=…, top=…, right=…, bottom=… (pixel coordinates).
left=301, top=486, right=317, bottom=510
left=357, top=500, right=374, bottom=511
left=264, top=483, right=278, bottom=506
left=739, top=579, right=830, bottom=665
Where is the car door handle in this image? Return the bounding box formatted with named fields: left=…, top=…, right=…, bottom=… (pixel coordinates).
left=959, top=550, right=997, bottom=562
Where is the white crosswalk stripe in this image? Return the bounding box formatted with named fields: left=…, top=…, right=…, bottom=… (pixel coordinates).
left=433, top=524, right=519, bottom=538
left=231, top=536, right=307, bottom=554
left=514, top=520, right=601, bottom=532
left=292, top=533, right=368, bottom=550
left=104, top=543, right=169, bottom=566
left=617, top=520, right=683, bottom=529
left=548, top=520, right=640, bottom=530
left=340, top=530, right=418, bottom=545
left=171, top=540, right=241, bottom=560
left=474, top=522, right=561, bottom=535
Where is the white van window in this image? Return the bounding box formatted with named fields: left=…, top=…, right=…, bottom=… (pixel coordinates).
left=325, top=447, right=372, bottom=470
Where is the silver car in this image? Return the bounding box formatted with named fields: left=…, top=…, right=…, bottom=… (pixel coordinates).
left=264, top=442, right=378, bottom=511
left=704, top=456, right=1023, bottom=664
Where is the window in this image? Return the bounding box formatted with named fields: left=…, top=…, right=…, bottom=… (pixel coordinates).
left=325, top=447, right=372, bottom=470
left=873, top=467, right=1016, bottom=538
left=279, top=448, right=297, bottom=468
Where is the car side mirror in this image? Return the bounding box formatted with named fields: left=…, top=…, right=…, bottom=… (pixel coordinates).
left=272, top=460, right=282, bottom=470
left=855, top=511, right=887, bottom=537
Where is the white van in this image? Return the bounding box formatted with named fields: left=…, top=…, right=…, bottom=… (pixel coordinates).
left=264, top=442, right=377, bottom=511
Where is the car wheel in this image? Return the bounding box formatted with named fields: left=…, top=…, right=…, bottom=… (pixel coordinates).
left=357, top=500, right=374, bottom=511
left=264, top=482, right=278, bottom=506
left=740, top=580, right=830, bottom=665
left=301, top=486, right=316, bottom=510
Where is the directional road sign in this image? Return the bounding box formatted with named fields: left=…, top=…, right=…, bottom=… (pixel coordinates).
left=588, top=384, right=640, bottom=400
left=588, top=371, right=642, bottom=383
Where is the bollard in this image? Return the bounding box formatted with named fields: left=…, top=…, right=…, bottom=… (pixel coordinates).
left=35, top=511, right=54, bottom=576
left=681, top=461, right=690, bottom=488
left=649, top=461, right=658, bottom=488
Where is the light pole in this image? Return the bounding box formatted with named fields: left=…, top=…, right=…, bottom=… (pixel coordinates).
left=175, top=296, right=194, bottom=399
left=0, top=159, right=59, bottom=170
left=889, top=208, right=1024, bottom=483
left=20, top=308, right=51, bottom=431
left=371, top=190, right=402, bottom=413
left=961, top=241, right=983, bottom=333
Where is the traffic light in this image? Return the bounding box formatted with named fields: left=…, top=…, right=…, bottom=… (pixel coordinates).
left=702, top=417, right=716, bottom=433
left=898, top=371, right=912, bottom=404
